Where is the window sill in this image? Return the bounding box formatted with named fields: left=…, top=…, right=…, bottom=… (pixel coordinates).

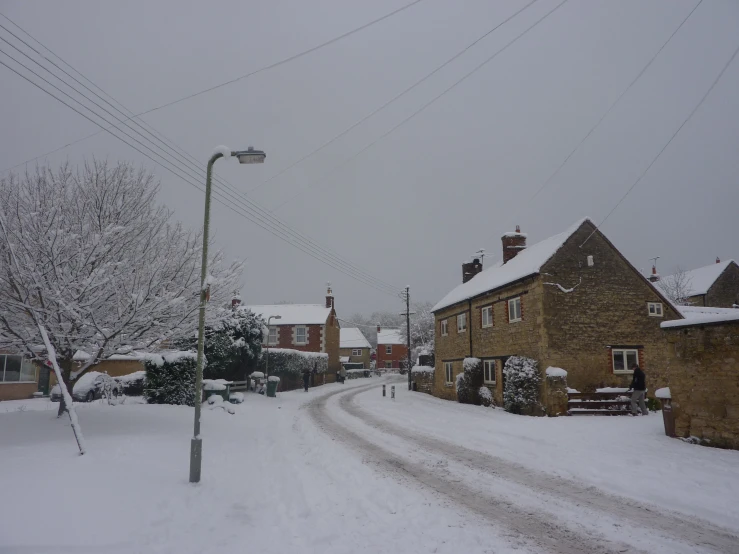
left=508, top=318, right=522, bottom=323
left=457, top=329, right=467, bottom=334
left=647, top=314, right=663, bottom=318
left=483, top=381, right=496, bottom=386
left=0, top=381, right=37, bottom=385
left=482, top=324, right=493, bottom=329
left=444, top=383, right=454, bottom=387
left=613, top=370, right=634, bottom=375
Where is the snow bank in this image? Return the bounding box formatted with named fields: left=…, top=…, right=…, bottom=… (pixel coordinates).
left=545, top=366, right=567, bottom=378
left=411, top=365, right=434, bottom=374
left=268, top=376, right=280, bottom=383
left=203, top=379, right=232, bottom=391
left=655, top=387, right=671, bottom=399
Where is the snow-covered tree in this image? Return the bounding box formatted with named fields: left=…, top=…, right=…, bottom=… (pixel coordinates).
left=0, top=161, right=242, bottom=426
left=659, top=267, right=694, bottom=306
left=503, top=356, right=542, bottom=415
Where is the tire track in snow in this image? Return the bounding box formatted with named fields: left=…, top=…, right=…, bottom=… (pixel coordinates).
left=339, top=385, right=739, bottom=554
left=308, top=383, right=638, bottom=554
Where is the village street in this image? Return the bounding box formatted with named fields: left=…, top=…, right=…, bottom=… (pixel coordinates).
left=2, top=376, right=738, bottom=554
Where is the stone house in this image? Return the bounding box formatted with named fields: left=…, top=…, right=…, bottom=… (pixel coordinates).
left=376, top=327, right=407, bottom=370
left=339, top=328, right=371, bottom=368
left=245, top=287, right=341, bottom=380
left=660, top=308, right=739, bottom=449
left=657, top=259, right=739, bottom=308
left=431, top=218, right=680, bottom=407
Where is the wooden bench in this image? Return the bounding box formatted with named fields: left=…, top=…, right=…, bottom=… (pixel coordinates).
left=568, top=391, right=631, bottom=416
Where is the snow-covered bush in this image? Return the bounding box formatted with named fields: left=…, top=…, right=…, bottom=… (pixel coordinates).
left=456, top=357, right=482, bottom=405
left=261, top=348, right=327, bottom=378
left=478, top=386, right=494, bottom=408
left=144, top=351, right=198, bottom=406
left=503, top=356, right=542, bottom=415
left=116, top=371, right=146, bottom=396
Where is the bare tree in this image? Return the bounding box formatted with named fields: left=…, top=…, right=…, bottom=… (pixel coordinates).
left=0, top=161, right=241, bottom=451
left=659, top=267, right=694, bottom=306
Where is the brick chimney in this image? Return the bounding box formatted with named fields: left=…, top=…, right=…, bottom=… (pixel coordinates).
left=325, top=284, right=334, bottom=309
left=376, top=325, right=381, bottom=333
left=502, top=225, right=527, bottom=264
left=462, top=257, right=483, bottom=283
left=231, top=294, right=242, bottom=308
left=648, top=266, right=660, bottom=282
left=716, top=257, right=721, bottom=264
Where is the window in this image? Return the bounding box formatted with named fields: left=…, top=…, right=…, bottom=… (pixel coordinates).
left=0, top=355, right=36, bottom=383
left=612, top=349, right=639, bottom=374
left=295, top=326, right=307, bottom=345
left=483, top=360, right=496, bottom=384
left=444, top=362, right=453, bottom=384
left=508, top=297, right=522, bottom=322
left=441, top=319, right=448, bottom=336
left=648, top=302, right=663, bottom=317
left=385, top=361, right=392, bottom=369
left=481, top=306, right=493, bottom=328
left=268, top=327, right=278, bottom=345
left=351, top=349, right=362, bottom=356
left=457, top=312, right=467, bottom=333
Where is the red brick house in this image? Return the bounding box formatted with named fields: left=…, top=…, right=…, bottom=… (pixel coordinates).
left=244, top=288, right=341, bottom=380
left=375, top=327, right=407, bottom=370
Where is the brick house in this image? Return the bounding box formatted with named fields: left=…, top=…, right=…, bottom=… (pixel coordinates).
left=245, top=288, right=341, bottom=380
left=431, top=218, right=680, bottom=406
left=0, top=352, right=39, bottom=401
left=657, top=259, right=739, bottom=308
left=339, top=328, right=371, bottom=368
left=375, top=327, right=407, bottom=370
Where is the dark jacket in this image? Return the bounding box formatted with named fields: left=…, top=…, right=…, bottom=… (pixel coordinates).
left=630, top=367, right=646, bottom=391
left=302, top=369, right=311, bottom=383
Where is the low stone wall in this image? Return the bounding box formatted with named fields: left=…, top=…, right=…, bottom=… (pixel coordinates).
left=662, top=321, right=739, bottom=449
left=411, top=368, right=434, bottom=394
left=544, top=374, right=569, bottom=417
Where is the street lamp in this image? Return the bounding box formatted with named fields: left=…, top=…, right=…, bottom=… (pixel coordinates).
left=265, top=315, right=282, bottom=382
left=190, top=145, right=266, bottom=484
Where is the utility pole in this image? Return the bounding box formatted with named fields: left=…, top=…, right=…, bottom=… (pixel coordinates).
left=404, top=286, right=412, bottom=391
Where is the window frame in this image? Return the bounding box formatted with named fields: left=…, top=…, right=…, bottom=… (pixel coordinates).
left=295, top=326, right=307, bottom=345
left=444, top=362, right=453, bottom=385
left=508, top=297, right=522, bottom=323
left=440, top=319, right=448, bottom=336
left=267, top=327, right=278, bottom=345
left=457, top=312, right=467, bottom=333
left=612, top=348, right=639, bottom=374
left=385, top=345, right=392, bottom=355
left=483, top=360, right=496, bottom=384
left=385, top=361, right=392, bottom=369
left=351, top=348, right=362, bottom=357
left=647, top=302, right=663, bottom=317
left=0, top=355, right=36, bottom=384
left=481, top=306, right=493, bottom=328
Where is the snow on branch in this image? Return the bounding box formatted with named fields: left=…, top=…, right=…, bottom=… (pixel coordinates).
left=543, top=277, right=582, bottom=294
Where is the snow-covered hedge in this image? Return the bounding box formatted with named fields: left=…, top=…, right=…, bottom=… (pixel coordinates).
left=115, top=370, right=146, bottom=396
left=503, top=356, right=542, bottom=415
left=261, top=348, right=328, bottom=378
left=144, top=351, right=198, bottom=406
left=478, top=386, right=494, bottom=408
left=457, top=357, right=482, bottom=405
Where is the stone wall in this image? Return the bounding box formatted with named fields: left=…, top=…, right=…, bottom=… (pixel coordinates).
left=324, top=313, right=341, bottom=375
left=544, top=374, right=569, bottom=417
left=705, top=262, right=739, bottom=308
left=411, top=369, right=434, bottom=394
left=662, top=321, right=739, bottom=449
left=540, top=221, right=679, bottom=394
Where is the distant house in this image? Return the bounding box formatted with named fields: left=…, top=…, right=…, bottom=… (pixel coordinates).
left=0, top=353, right=39, bottom=401
left=432, top=218, right=680, bottom=406
left=656, top=259, right=739, bottom=308
left=339, top=328, right=371, bottom=368
left=375, top=327, right=408, bottom=370
left=243, top=287, right=341, bottom=380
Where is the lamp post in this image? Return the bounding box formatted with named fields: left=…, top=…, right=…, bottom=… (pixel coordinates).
left=265, top=315, right=282, bottom=382
left=190, top=146, right=266, bottom=484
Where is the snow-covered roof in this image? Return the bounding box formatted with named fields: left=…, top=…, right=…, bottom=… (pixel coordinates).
left=658, top=260, right=736, bottom=296
left=339, top=356, right=350, bottom=363
left=377, top=328, right=404, bottom=345
left=433, top=218, right=591, bottom=312
left=662, top=306, right=739, bottom=329
left=340, top=328, right=371, bottom=349
left=243, top=304, right=332, bottom=325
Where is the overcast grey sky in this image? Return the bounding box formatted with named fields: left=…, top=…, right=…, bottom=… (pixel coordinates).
left=1, top=0, right=737, bottom=317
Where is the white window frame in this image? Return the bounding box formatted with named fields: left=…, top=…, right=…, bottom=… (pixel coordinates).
left=0, top=355, right=36, bottom=384
left=483, top=360, right=496, bottom=384
left=481, top=306, right=493, bottom=328
left=508, top=297, right=522, bottom=323
left=295, top=326, right=307, bottom=345
left=444, top=362, right=453, bottom=385
left=441, top=319, right=448, bottom=336
left=647, top=302, right=663, bottom=317
left=385, top=345, right=392, bottom=355
left=385, top=361, right=393, bottom=369
left=351, top=348, right=362, bottom=356
left=457, top=312, right=467, bottom=333
left=612, top=348, right=639, bottom=374
left=267, top=327, right=278, bottom=345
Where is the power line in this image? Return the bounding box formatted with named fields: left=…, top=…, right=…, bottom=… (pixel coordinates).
left=271, top=0, right=570, bottom=213
left=484, top=0, right=704, bottom=247
left=580, top=40, right=739, bottom=248
left=246, top=0, right=540, bottom=197
left=0, top=48, right=402, bottom=298
left=0, top=0, right=426, bottom=174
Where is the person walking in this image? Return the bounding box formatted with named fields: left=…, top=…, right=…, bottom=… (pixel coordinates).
left=628, top=364, right=648, bottom=416
left=302, top=367, right=311, bottom=392
left=340, top=365, right=347, bottom=384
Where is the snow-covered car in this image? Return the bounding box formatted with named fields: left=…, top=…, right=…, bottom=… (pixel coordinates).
left=50, top=371, right=122, bottom=402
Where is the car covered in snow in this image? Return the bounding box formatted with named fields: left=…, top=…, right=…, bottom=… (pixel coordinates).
left=50, top=371, right=122, bottom=402
left=114, top=370, right=146, bottom=396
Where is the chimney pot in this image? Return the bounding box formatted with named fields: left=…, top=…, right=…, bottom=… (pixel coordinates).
left=462, top=257, right=483, bottom=283
left=648, top=266, right=660, bottom=282
left=325, top=284, right=334, bottom=309
left=716, top=257, right=721, bottom=264
left=515, top=225, right=520, bottom=233
left=501, top=226, right=527, bottom=264
left=377, top=325, right=381, bottom=333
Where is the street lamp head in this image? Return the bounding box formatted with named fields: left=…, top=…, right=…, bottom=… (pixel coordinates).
left=273, top=315, right=282, bottom=319
left=234, top=146, right=266, bottom=164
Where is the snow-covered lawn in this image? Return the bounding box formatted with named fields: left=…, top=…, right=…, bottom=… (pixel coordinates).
left=2, top=377, right=738, bottom=553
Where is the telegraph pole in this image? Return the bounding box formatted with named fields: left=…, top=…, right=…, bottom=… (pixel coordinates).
left=404, top=286, right=412, bottom=391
